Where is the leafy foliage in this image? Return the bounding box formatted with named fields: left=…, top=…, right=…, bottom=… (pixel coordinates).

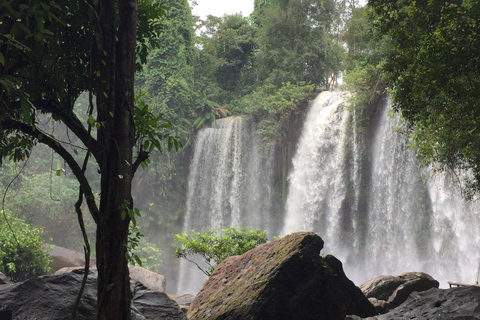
left=341, top=6, right=387, bottom=121
left=0, top=167, right=85, bottom=248
left=369, top=0, right=480, bottom=197
left=235, top=82, right=316, bottom=144
left=196, top=15, right=257, bottom=95
left=134, top=91, right=182, bottom=160
left=175, top=227, right=268, bottom=276
left=0, top=211, right=51, bottom=282
left=254, top=0, right=342, bottom=88
left=135, top=234, right=163, bottom=272
left=137, top=0, right=196, bottom=124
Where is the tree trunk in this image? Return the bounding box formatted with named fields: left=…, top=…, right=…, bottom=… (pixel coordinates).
left=94, top=0, right=138, bottom=319
left=96, top=215, right=132, bottom=320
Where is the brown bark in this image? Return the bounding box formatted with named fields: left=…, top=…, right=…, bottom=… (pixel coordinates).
left=93, top=0, right=138, bottom=319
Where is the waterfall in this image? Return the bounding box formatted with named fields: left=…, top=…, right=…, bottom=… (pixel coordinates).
left=177, top=116, right=276, bottom=294
left=176, top=91, right=480, bottom=293
left=282, top=91, right=480, bottom=286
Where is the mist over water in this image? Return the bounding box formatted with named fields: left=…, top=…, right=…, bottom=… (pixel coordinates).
left=177, top=91, right=480, bottom=294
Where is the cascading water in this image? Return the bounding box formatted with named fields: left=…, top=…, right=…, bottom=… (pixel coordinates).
left=282, top=91, right=480, bottom=286
left=177, top=91, right=480, bottom=293
left=177, top=116, right=276, bottom=294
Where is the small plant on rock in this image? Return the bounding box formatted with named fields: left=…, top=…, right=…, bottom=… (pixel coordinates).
left=175, top=227, right=268, bottom=276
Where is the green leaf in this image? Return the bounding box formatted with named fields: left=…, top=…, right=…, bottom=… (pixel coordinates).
left=106, top=283, right=114, bottom=291
left=0, top=52, right=4, bottom=66
left=55, top=169, right=64, bottom=176
left=20, top=97, right=32, bottom=124
left=41, top=29, right=54, bottom=36
left=87, top=115, right=95, bottom=126
left=134, top=255, right=142, bottom=266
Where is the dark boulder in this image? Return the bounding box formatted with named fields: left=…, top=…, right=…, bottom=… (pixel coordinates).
left=375, top=286, right=480, bottom=319
left=187, top=232, right=377, bottom=320
left=0, top=269, right=97, bottom=320
left=360, top=275, right=406, bottom=301
left=132, top=283, right=187, bottom=319
left=360, top=272, right=439, bottom=313
left=0, top=269, right=185, bottom=320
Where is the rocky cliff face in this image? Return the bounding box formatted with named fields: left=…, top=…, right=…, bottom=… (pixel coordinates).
left=187, top=232, right=377, bottom=320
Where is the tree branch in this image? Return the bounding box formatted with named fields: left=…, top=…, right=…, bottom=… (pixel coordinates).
left=183, top=257, right=210, bottom=277
left=2, top=119, right=100, bottom=223
left=71, top=144, right=92, bottom=320
left=132, top=150, right=149, bottom=174
left=33, top=100, right=103, bottom=165
left=71, top=188, right=91, bottom=320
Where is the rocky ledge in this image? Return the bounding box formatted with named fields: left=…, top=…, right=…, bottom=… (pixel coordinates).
left=349, top=285, right=480, bottom=320
left=0, top=269, right=185, bottom=320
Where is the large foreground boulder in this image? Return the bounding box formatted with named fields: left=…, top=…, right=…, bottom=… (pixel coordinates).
left=360, top=272, right=439, bottom=313
left=187, top=232, right=377, bottom=320
left=0, top=269, right=186, bottom=320
left=359, top=286, right=480, bottom=319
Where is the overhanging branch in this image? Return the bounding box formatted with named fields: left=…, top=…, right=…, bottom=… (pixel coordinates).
left=33, top=100, right=102, bottom=165
left=2, top=119, right=100, bottom=223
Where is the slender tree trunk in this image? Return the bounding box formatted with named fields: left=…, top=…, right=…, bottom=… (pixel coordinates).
left=94, top=0, right=137, bottom=319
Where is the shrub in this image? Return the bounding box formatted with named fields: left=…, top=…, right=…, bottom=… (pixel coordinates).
left=234, top=82, right=316, bottom=145
left=175, top=227, right=268, bottom=276
left=0, top=211, right=52, bottom=282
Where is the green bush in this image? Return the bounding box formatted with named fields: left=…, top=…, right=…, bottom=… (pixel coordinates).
left=175, top=227, right=268, bottom=276
left=234, top=82, right=316, bottom=145
left=0, top=211, right=52, bottom=282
